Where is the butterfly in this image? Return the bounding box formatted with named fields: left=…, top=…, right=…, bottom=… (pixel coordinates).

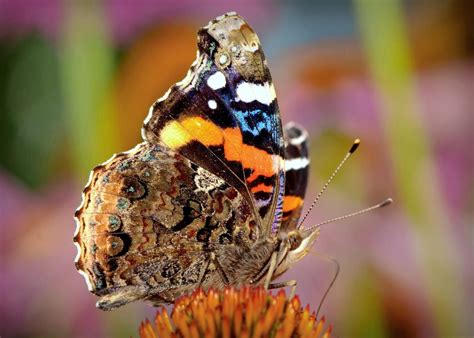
left=74, top=12, right=320, bottom=310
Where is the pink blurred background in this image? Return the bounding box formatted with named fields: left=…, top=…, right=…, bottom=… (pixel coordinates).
left=0, top=0, right=472, bottom=337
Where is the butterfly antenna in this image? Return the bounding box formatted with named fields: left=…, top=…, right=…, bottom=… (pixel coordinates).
left=301, top=198, right=393, bottom=236
left=298, top=139, right=361, bottom=229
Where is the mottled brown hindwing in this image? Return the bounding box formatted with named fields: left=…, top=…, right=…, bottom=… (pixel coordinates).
left=74, top=142, right=257, bottom=299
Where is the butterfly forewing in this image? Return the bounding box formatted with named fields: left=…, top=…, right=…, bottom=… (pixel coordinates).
left=142, top=13, right=285, bottom=235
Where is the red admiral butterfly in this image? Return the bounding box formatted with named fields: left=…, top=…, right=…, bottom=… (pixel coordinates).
left=74, top=12, right=390, bottom=310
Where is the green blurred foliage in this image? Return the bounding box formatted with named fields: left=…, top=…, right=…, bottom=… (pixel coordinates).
left=61, top=2, right=120, bottom=180
left=344, top=267, right=387, bottom=338
left=0, top=35, right=64, bottom=188
left=355, top=0, right=467, bottom=334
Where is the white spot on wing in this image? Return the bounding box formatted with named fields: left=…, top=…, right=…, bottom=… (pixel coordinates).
left=236, top=82, right=276, bottom=105
left=285, top=157, right=310, bottom=171
left=219, top=54, right=228, bottom=64
left=207, top=71, right=226, bottom=90
left=208, top=100, right=217, bottom=109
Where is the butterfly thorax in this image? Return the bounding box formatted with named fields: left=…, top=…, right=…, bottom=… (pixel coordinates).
left=214, top=237, right=279, bottom=286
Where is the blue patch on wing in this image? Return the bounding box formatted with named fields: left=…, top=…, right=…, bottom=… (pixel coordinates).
left=234, top=109, right=278, bottom=142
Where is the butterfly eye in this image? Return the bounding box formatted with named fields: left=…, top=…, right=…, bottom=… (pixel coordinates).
left=287, top=231, right=303, bottom=251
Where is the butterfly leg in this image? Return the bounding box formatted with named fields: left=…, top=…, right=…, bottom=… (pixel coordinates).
left=196, top=255, right=212, bottom=286
left=263, top=251, right=278, bottom=290
left=96, top=285, right=149, bottom=310
left=268, top=280, right=297, bottom=299
left=211, top=252, right=230, bottom=285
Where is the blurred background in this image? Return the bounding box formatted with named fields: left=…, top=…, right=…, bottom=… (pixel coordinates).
left=0, top=0, right=472, bottom=337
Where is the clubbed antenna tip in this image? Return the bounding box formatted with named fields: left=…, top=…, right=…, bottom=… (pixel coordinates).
left=379, top=198, right=393, bottom=208
left=298, top=138, right=361, bottom=229
left=349, top=139, right=361, bottom=154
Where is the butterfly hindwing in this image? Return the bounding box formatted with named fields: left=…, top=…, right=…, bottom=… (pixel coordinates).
left=74, top=142, right=258, bottom=307
left=281, top=123, right=310, bottom=231
left=142, top=13, right=285, bottom=235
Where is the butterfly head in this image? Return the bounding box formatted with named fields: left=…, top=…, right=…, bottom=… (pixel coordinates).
left=198, top=12, right=269, bottom=82
left=273, top=227, right=321, bottom=278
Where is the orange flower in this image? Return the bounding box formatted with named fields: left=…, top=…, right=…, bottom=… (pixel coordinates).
left=138, top=286, right=331, bottom=338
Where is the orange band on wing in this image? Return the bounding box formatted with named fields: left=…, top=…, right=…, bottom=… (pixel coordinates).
left=282, top=195, right=303, bottom=213
left=223, top=127, right=276, bottom=180
left=161, top=118, right=278, bottom=180
left=250, top=183, right=273, bottom=193
left=221, top=127, right=243, bottom=161
left=160, top=116, right=224, bottom=149
left=160, top=121, right=193, bottom=149
left=181, top=116, right=224, bottom=146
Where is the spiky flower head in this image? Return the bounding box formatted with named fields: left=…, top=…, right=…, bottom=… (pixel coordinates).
left=138, top=286, right=331, bottom=338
